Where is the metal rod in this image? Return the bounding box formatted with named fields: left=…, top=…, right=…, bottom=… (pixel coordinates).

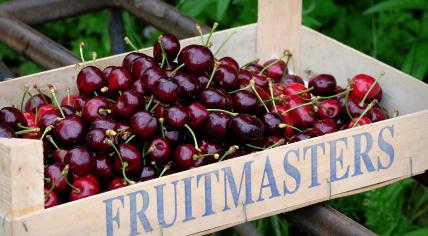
left=119, top=0, right=210, bottom=38
left=109, top=9, right=126, bottom=54
left=0, top=16, right=79, bottom=69
left=283, top=204, right=377, bottom=236
left=0, top=59, right=13, bottom=81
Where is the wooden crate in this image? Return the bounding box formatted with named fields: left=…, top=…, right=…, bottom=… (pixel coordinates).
left=1, top=0, right=428, bottom=235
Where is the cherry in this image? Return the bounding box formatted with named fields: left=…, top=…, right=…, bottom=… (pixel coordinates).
left=187, top=102, right=208, bottom=129
left=285, top=95, right=316, bottom=129
left=114, top=143, right=141, bottom=176
left=103, top=66, right=118, bottom=79
left=219, top=57, right=239, bottom=72
left=351, top=74, right=382, bottom=102
left=53, top=115, right=85, bottom=146
left=214, top=65, right=239, bottom=90
left=264, top=136, right=282, bottom=148
left=289, top=129, right=322, bottom=143
left=283, top=75, right=304, bottom=85
left=178, top=45, right=214, bottom=74
left=139, top=166, right=157, bottom=182
left=244, top=63, right=264, bottom=75
left=261, top=112, right=284, bottom=136
left=153, top=33, right=180, bottom=63
left=89, top=117, right=118, bottom=130
left=313, top=118, right=337, bottom=135
left=141, top=67, right=167, bottom=92
left=229, top=114, right=265, bottom=143
left=0, top=107, right=27, bottom=128
left=173, top=71, right=201, bottom=100
left=25, top=93, right=51, bottom=113
left=276, top=106, right=296, bottom=138
left=283, top=83, right=311, bottom=99
left=107, top=67, right=133, bottom=93
left=152, top=77, right=181, bottom=104
left=122, top=52, right=145, bottom=72
left=308, top=74, right=337, bottom=96
left=196, top=73, right=210, bottom=88
left=23, top=112, right=36, bottom=126
left=369, top=107, right=388, bottom=122
left=153, top=105, right=165, bottom=119
left=238, top=69, right=252, bottom=86
left=131, top=56, right=157, bottom=80
left=52, top=148, right=68, bottom=164
left=94, top=154, right=115, bottom=181
left=61, top=105, right=75, bottom=116
left=45, top=163, right=69, bottom=193
left=164, top=126, right=182, bottom=144
left=86, top=128, right=113, bottom=153
left=108, top=178, right=128, bottom=190
left=76, top=66, right=105, bottom=96
left=348, top=116, right=372, bottom=128
left=253, top=74, right=269, bottom=90
left=163, top=105, right=188, bottom=129
left=232, top=90, right=260, bottom=114
left=173, top=144, right=198, bottom=170
left=316, top=99, right=341, bottom=121
left=199, top=88, right=232, bottom=110
left=37, top=104, right=57, bottom=121
left=72, top=96, right=89, bottom=111
left=37, top=111, right=59, bottom=131
left=132, top=78, right=147, bottom=98
left=44, top=188, right=58, bottom=208
left=82, top=97, right=111, bottom=122
left=22, top=125, right=42, bottom=139
left=65, top=146, right=93, bottom=177
left=339, top=95, right=367, bottom=118
left=147, top=137, right=171, bottom=165
left=199, top=140, right=224, bottom=164
left=129, top=111, right=158, bottom=139
left=203, top=112, right=231, bottom=141
left=262, top=59, right=286, bottom=81
left=113, top=90, right=142, bottom=119
left=69, top=175, right=100, bottom=201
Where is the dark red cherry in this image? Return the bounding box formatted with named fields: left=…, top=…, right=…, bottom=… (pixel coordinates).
left=276, top=106, right=296, bottom=138
left=94, top=154, right=115, bottom=181
left=52, top=148, right=68, bottom=164
left=283, top=74, right=304, bottom=85
left=153, top=33, right=180, bottom=62
left=21, top=125, right=42, bottom=139
left=44, top=188, right=58, bottom=208
left=261, top=112, right=284, bottom=136
left=147, top=137, right=171, bottom=165
left=61, top=105, right=75, bottom=116
left=131, top=56, right=157, bottom=80
left=308, top=74, right=337, bottom=96
left=284, top=83, right=311, bottom=99
left=369, top=107, right=388, bottom=122
left=90, top=117, right=118, bottom=130
left=139, top=166, right=157, bottom=182
left=164, top=126, right=182, bottom=144
left=82, top=97, right=111, bottom=122
left=132, top=78, right=147, bottom=97
left=23, top=112, right=36, bottom=127
left=215, top=65, right=239, bottom=90
left=122, top=52, right=145, bottom=72
left=163, top=105, right=188, bottom=129
left=316, top=99, right=341, bottom=121
left=45, top=163, right=69, bottom=193
left=289, top=129, right=322, bottom=143
left=103, top=66, right=118, bottom=79
left=196, top=73, right=209, bottom=88
left=107, top=67, right=133, bottom=93
left=178, top=45, right=214, bottom=74
left=37, top=104, right=57, bottom=121
left=219, top=57, right=239, bottom=72
left=339, top=95, right=367, bottom=118
left=114, top=143, right=141, bottom=176
left=70, top=175, right=100, bottom=201
left=263, top=59, right=286, bottom=81
left=86, top=128, right=112, bottom=153
left=153, top=105, right=165, bottom=119
left=173, top=71, right=201, bottom=100
left=238, top=69, right=252, bottom=85
left=232, top=90, right=260, bottom=114
left=107, top=178, right=127, bottom=190
left=0, top=107, right=27, bottom=128
left=65, top=146, right=93, bottom=177
left=187, top=102, right=208, bottom=129
left=285, top=96, right=316, bottom=129
left=37, top=111, right=60, bottom=130
left=53, top=115, right=85, bottom=146
left=113, top=90, right=142, bottom=119
left=129, top=111, right=158, bottom=139
left=203, top=112, right=231, bottom=141
left=25, top=93, right=51, bottom=113
left=244, top=63, right=264, bottom=75
left=253, top=74, right=270, bottom=90
left=347, top=116, right=372, bottom=128
left=76, top=66, right=105, bottom=95
left=141, top=67, right=167, bottom=92
left=313, top=118, right=337, bottom=135
left=199, top=140, right=224, bottom=164
left=351, top=74, right=382, bottom=101
left=152, top=77, right=181, bottom=104
left=229, top=114, right=265, bottom=143
left=199, top=88, right=232, bottom=110
left=264, top=136, right=282, bottom=148
left=73, top=96, right=89, bottom=112
left=0, top=124, right=16, bottom=138
left=173, top=144, right=198, bottom=170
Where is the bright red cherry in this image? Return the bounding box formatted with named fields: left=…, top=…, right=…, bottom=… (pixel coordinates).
left=107, top=67, right=133, bottom=93
left=153, top=33, right=180, bottom=63
left=44, top=188, right=58, bottom=208
left=69, top=175, right=100, bottom=201
left=178, top=45, right=214, bottom=74
left=351, top=74, right=382, bottom=102
left=219, top=57, right=239, bottom=72
left=25, top=93, right=51, bottom=113
left=262, top=59, right=286, bottom=81
left=76, top=66, right=105, bottom=95
left=316, top=99, right=341, bottom=121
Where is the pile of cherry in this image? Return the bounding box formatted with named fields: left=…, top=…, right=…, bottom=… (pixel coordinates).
left=0, top=32, right=388, bottom=208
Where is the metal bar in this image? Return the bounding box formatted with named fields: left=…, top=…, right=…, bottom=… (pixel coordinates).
left=0, top=59, right=13, bottom=81
left=0, top=0, right=113, bottom=25
left=413, top=171, right=428, bottom=187
left=119, top=0, right=210, bottom=38
left=0, top=16, right=79, bottom=69
left=109, top=9, right=126, bottom=54
left=283, top=204, right=377, bottom=236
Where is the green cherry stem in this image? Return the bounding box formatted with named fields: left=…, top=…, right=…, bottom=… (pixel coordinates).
left=124, top=134, right=136, bottom=144
left=284, top=100, right=315, bottom=113
left=344, top=88, right=353, bottom=120
left=66, top=88, right=71, bottom=106
left=106, top=138, right=135, bottom=185
left=359, top=71, right=385, bottom=107
left=195, top=24, right=205, bottom=45
left=170, top=63, right=185, bottom=76
left=79, top=42, right=86, bottom=67
left=62, top=165, right=81, bottom=193
left=268, top=80, right=278, bottom=113
left=157, top=35, right=170, bottom=68
left=278, top=123, right=302, bottom=132
left=15, top=127, right=40, bottom=135
left=214, top=31, right=237, bottom=56
left=149, top=102, right=160, bottom=112
left=46, top=135, right=60, bottom=150
left=33, top=85, right=49, bottom=104
left=48, top=85, right=65, bottom=118
left=159, top=162, right=173, bottom=177
left=159, top=118, right=165, bottom=138
left=20, top=86, right=30, bottom=112
left=316, top=87, right=350, bottom=100
left=250, top=80, right=269, bottom=113
left=206, top=61, right=220, bottom=88
left=40, top=126, right=53, bottom=140
left=206, top=108, right=238, bottom=117
left=92, top=51, right=97, bottom=66
left=258, top=50, right=290, bottom=75
left=184, top=124, right=200, bottom=152
left=205, top=22, right=219, bottom=48
left=141, top=141, right=148, bottom=166
left=193, top=153, right=219, bottom=161
left=145, top=95, right=153, bottom=110
left=218, top=145, right=239, bottom=162
left=352, top=99, right=377, bottom=128
left=124, top=36, right=139, bottom=51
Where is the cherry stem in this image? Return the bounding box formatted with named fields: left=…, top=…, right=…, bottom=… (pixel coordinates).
left=157, top=36, right=170, bottom=68
left=98, top=108, right=111, bottom=115
left=45, top=166, right=66, bottom=200
left=316, top=87, right=350, bottom=100
left=218, top=145, right=239, bottom=162
left=125, top=134, right=136, bottom=144
left=145, top=95, right=153, bottom=110
left=124, top=36, right=139, bottom=51
left=20, top=86, right=30, bottom=112
left=49, top=86, right=65, bottom=118
left=170, top=63, right=185, bottom=76
left=278, top=123, right=302, bottom=132
left=106, top=138, right=135, bottom=185
left=284, top=100, right=315, bottom=113
left=40, top=126, right=53, bottom=140
left=159, top=118, right=165, bottom=138
left=250, top=81, right=269, bottom=113
left=141, top=141, right=148, bottom=166
left=33, top=85, right=49, bottom=104
left=206, top=108, right=238, bottom=117
left=17, top=123, right=31, bottom=129
left=393, top=110, right=399, bottom=117
left=229, top=84, right=250, bottom=94
left=106, top=98, right=117, bottom=104
left=292, top=87, right=314, bottom=96
left=15, top=127, right=40, bottom=135
left=159, top=162, right=173, bottom=177
left=66, top=88, right=71, bottom=106
left=195, top=24, right=205, bottom=45
left=205, top=22, right=219, bottom=48
left=62, top=165, right=81, bottom=193
left=242, top=59, right=259, bottom=68
left=46, top=135, right=60, bottom=150
left=359, top=72, right=385, bottom=107
left=184, top=124, right=200, bottom=151
left=214, top=31, right=237, bottom=56
left=92, top=51, right=97, bottom=66
left=268, top=80, right=278, bottom=113
left=344, top=88, right=353, bottom=120
left=246, top=139, right=285, bottom=150
left=79, top=42, right=86, bottom=67
left=259, top=50, right=289, bottom=75
left=193, top=153, right=219, bottom=161
left=151, top=161, right=160, bottom=173
left=94, top=91, right=99, bottom=97
left=149, top=102, right=160, bottom=112
left=206, top=62, right=220, bottom=88
left=352, top=99, right=377, bottom=128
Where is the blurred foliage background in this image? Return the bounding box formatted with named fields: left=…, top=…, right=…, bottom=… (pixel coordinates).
left=1, top=0, right=428, bottom=235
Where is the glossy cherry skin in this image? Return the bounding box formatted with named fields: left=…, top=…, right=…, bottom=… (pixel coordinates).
left=369, top=107, right=388, bottom=122
left=61, top=94, right=79, bottom=107
left=243, top=63, right=264, bottom=75
left=147, top=137, right=171, bottom=165
left=339, top=95, right=367, bottom=118
left=94, top=154, right=115, bottom=181
left=61, top=105, right=76, bottom=116
left=52, top=148, right=68, bottom=163
left=196, top=73, right=210, bottom=88
left=253, top=74, right=269, bottom=90
left=108, top=177, right=128, bottom=190
left=261, top=112, right=284, bottom=136
left=139, top=166, right=157, bottom=182
left=238, top=69, right=252, bottom=85
left=229, top=114, right=265, bottom=143
left=308, top=74, right=337, bottom=96
left=313, top=118, right=337, bottom=135
left=153, top=33, right=180, bottom=62
left=347, top=116, right=372, bottom=128
left=21, top=125, right=42, bottom=139
left=351, top=74, right=382, bottom=101
left=113, top=90, right=142, bottom=119
left=72, top=96, right=89, bottom=111
left=131, top=56, right=157, bottom=80
left=285, top=96, right=316, bottom=129
left=132, top=78, right=148, bottom=97
left=69, top=175, right=100, bottom=201
left=37, top=104, right=57, bottom=121
left=199, top=140, right=224, bottom=164
left=163, top=105, right=188, bottom=129
left=173, top=71, right=201, bottom=100
left=44, top=188, right=58, bottom=208
left=152, top=77, right=181, bottom=104
left=283, top=83, right=311, bottom=99
left=0, top=107, right=27, bottom=128
left=316, top=99, right=341, bottom=121
left=232, top=90, right=260, bottom=114
left=141, top=67, right=167, bottom=92
left=37, top=111, right=60, bottom=130
left=264, top=136, right=282, bottom=148
left=86, top=128, right=112, bottom=153
left=219, top=57, right=239, bottom=72
left=173, top=144, right=198, bottom=170
left=114, top=143, right=142, bottom=176
left=178, top=45, right=214, bottom=74
left=25, top=93, right=52, bottom=113
left=65, top=146, right=93, bottom=177
left=187, top=102, right=208, bottom=129
left=103, top=65, right=118, bottom=79
left=263, top=59, right=287, bottom=81
left=283, top=75, right=305, bottom=85
left=199, top=88, right=233, bottom=110
left=23, top=112, right=36, bottom=126
left=107, top=67, right=133, bottom=93
left=122, top=52, right=145, bottom=72
left=203, top=112, right=231, bottom=141
left=76, top=66, right=105, bottom=95
left=129, top=111, right=158, bottom=139
left=82, top=97, right=111, bottom=122
left=53, top=115, right=85, bottom=146
left=45, top=163, right=69, bottom=193
left=164, top=126, right=182, bottom=144
left=289, top=129, right=322, bottom=143
left=89, top=117, right=118, bottom=130
left=215, top=65, right=239, bottom=90
left=276, top=106, right=296, bottom=138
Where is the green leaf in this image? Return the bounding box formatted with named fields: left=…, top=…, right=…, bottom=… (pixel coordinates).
left=402, top=228, right=428, bottom=236
left=364, top=0, right=427, bottom=14
left=402, top=42, right=428, bottom=80
left=178, top=0, right=215, bottom=18
left=216, top=0, right=231, bottom=21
